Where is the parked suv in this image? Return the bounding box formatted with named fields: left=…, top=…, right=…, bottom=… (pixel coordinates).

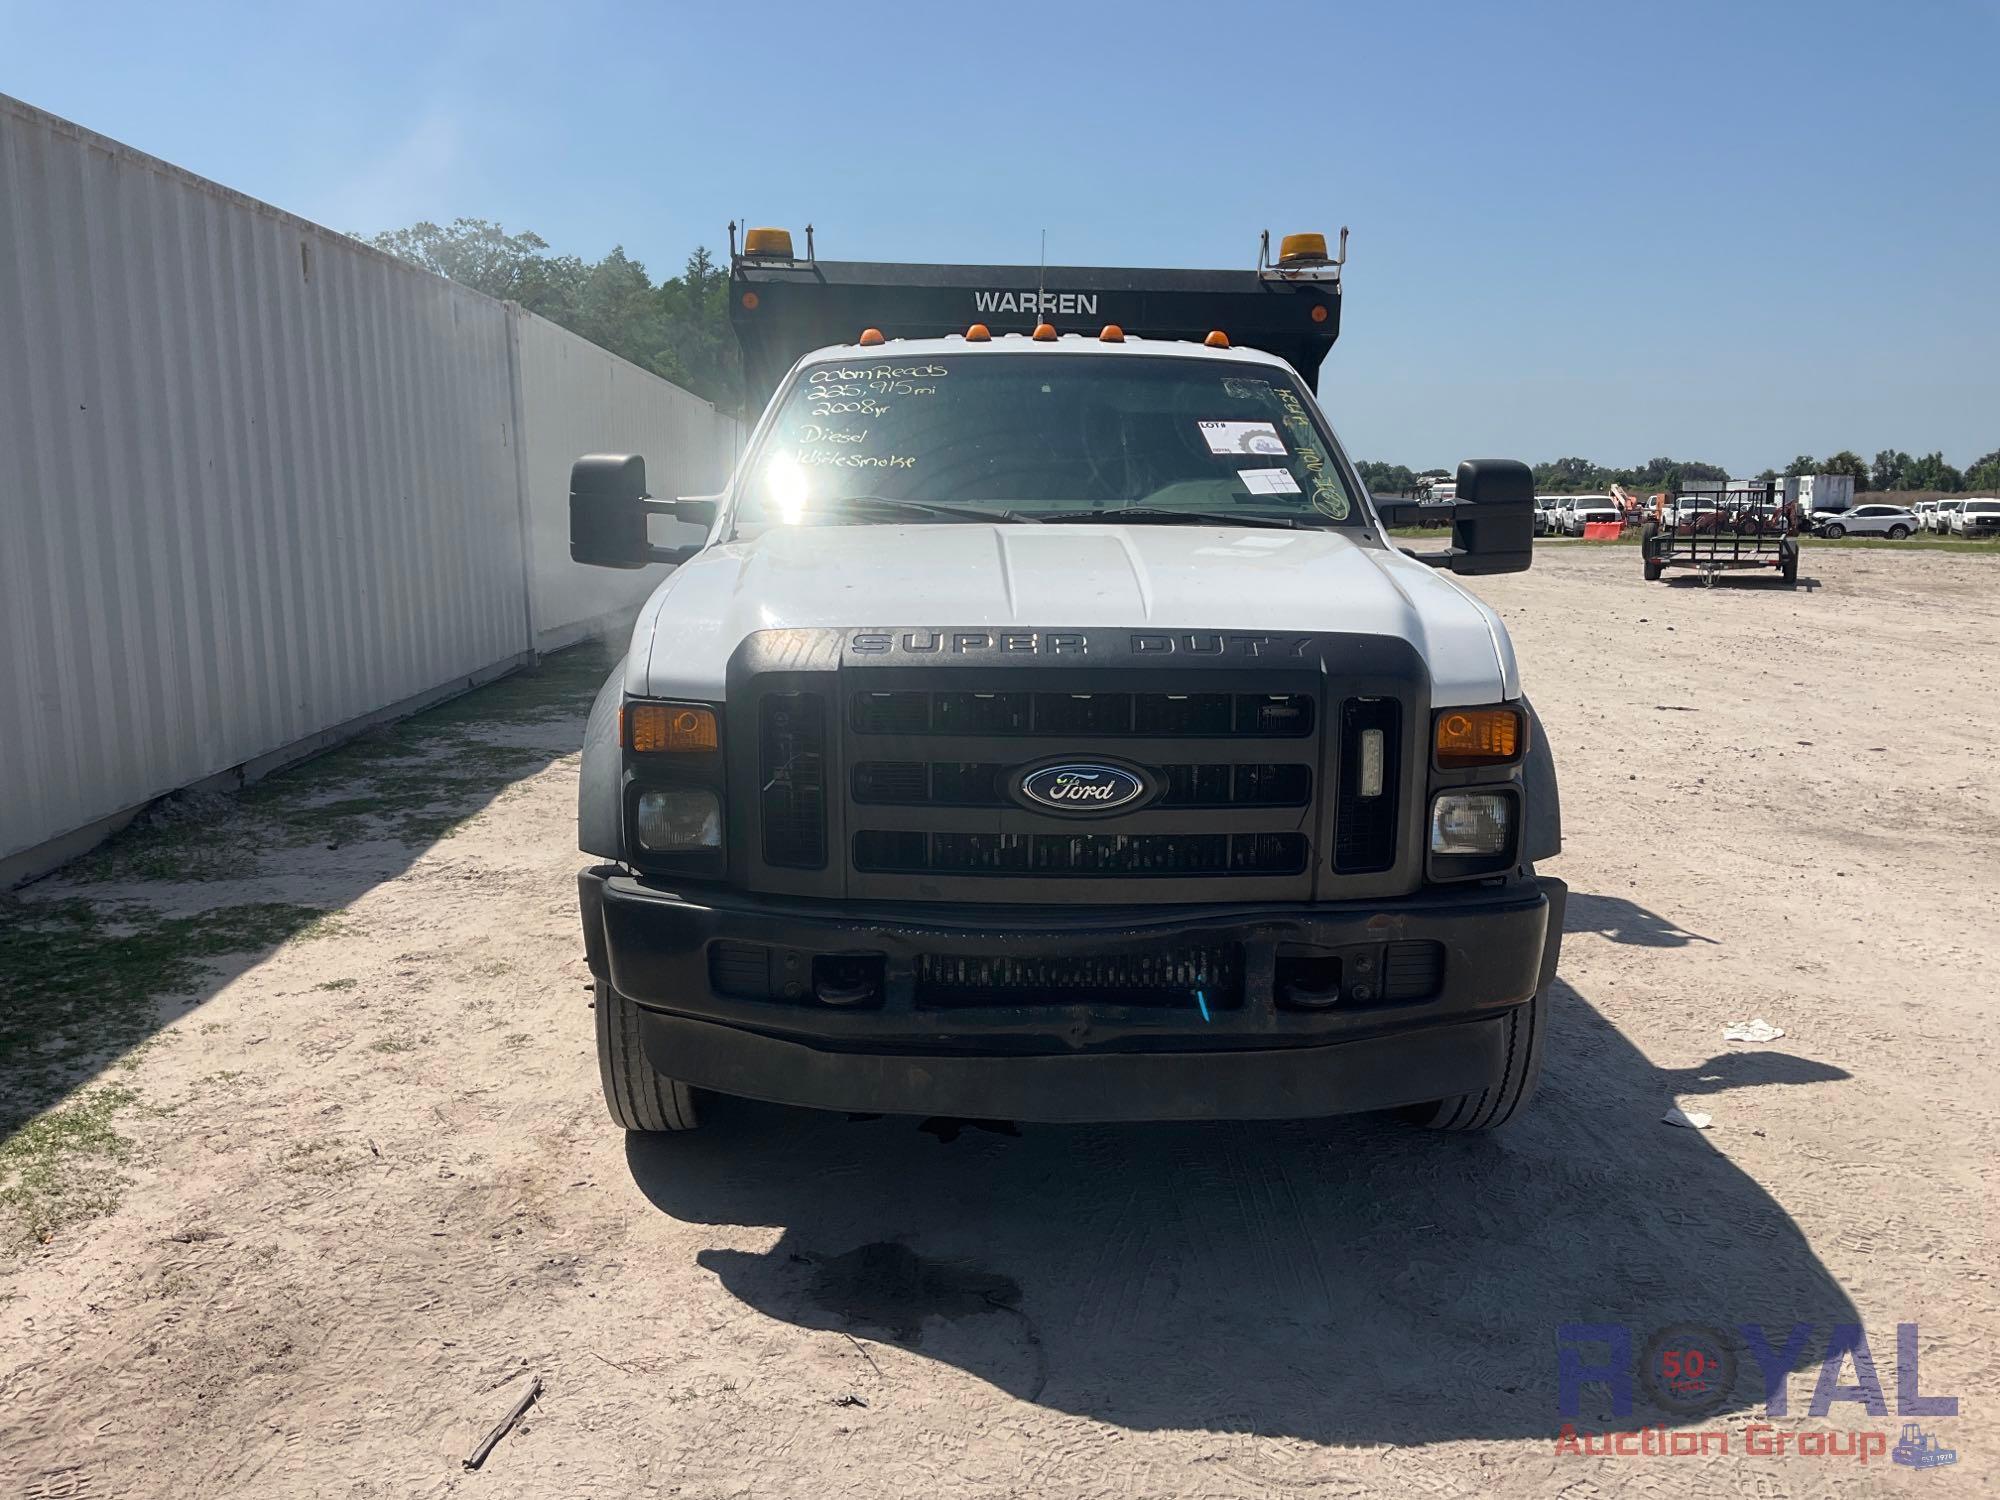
left=566, top=239, right=1564, bottom=1134
left=1815, top=504, right=1916, bottom=539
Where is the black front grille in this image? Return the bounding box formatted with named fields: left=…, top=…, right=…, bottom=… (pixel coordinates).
left=852, top=760, right=1310, bottom=808
left=915, top=946, right=1244, bottom=1010
left=759, top=693, right=827, bottom=868
left=852, top=690, right=1314, bottom=738
left=1334, top=697, right=1401, bottom=874
left=853, top=830, right=1308, bottom=877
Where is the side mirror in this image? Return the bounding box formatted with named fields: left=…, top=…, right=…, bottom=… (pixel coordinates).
left=1403, top=459, right=1535, bottom=575
left=1450, top=459, right=1534, bottom=573
left=568, top=453, right=708, bottom=569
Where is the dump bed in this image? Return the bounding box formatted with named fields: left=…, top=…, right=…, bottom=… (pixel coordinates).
left=730, top=246, right=1342, bottom=410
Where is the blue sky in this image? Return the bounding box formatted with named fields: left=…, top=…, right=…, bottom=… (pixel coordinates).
left=5, top=0, right=1996, bottom=474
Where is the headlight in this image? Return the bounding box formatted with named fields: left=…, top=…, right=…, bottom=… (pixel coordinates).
left=1431, top=792, right=1513, bottom=856
left=635, top=788, right=722, bottom=851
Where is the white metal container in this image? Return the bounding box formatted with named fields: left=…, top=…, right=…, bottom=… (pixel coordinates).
left=0, top=93, right=737, bottom=875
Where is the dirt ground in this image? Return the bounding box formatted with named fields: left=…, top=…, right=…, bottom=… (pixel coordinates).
left=3, top=544, right=1995, bottom=1498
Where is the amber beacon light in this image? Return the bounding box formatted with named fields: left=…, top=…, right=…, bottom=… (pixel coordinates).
left=741, top=226, right=793, bottom=257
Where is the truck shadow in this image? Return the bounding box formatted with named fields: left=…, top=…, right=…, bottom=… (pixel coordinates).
left=1564, top=893, right=1717, bottom=947
left=626, top=977, right=1858, bottom=1443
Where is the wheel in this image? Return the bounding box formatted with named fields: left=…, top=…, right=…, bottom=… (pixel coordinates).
left=1823, top=523, right=1845, bottom=538
left=1888, top=525, right=1909, bottom=540
left=1403, top=982, right=1547, bottom=1132
left=1642, top=532, right=1664, bottom=581
left=1781, top=538, right=1799, bottom=583
left=595, top=977, right=700, bottom=1131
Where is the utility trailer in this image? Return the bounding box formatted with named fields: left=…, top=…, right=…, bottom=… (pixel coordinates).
left=1640, top=481, right=1799, bottom=586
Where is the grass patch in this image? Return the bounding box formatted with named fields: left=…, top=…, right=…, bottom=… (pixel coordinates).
left=0, top=1084, right=137, bottom=1247
left=279, top=1139, right=355, bottom=1177
left=0, top=643, right=615, bottom=1249
left=368, top=1032, right=425, bottom=1054
left=0, top=897, right=341, bottom=1246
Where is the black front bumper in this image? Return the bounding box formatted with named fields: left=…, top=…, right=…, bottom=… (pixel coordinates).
left=578, top=868, right=1565, bottom=1122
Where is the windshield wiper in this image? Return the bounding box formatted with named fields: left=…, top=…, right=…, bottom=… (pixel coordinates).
left=819, top=495, right=1040, bottom=525
left=1037, top=508, right=1310, bottom=530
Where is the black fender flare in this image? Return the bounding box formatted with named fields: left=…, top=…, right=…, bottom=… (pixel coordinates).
left=1522, top=695, right=1562, bottom=862
left=578, top=660, right=627, bottom=861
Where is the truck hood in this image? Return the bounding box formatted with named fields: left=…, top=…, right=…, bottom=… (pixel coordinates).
left=629, top=523, right=1518, bottom=706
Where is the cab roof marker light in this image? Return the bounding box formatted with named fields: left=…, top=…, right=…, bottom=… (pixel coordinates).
left=1099, top=324, right=1125, bottom=342
left=1205, top=330, right=1231, bottom=348
left=857, top=328, right=886, bottom=346
left=1032, top=322, right=1058, bottom=342
left=966, top=322, right=992, bottom=342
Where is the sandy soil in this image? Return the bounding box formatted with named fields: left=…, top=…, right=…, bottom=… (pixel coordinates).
left=3, top=545, right=1996, bottom=1498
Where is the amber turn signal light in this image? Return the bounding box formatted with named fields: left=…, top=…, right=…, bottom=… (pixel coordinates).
left=625, top=703, right=719, bottom=754
left=1434, top=707, right=1524, bottom=768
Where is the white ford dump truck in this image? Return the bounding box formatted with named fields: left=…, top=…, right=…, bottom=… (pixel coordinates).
left=569, top=228, right=1564, bottom=1133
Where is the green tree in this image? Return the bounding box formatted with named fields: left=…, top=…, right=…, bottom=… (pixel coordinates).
left=1869, top=449, right=1910, bottom=491
left=1784, top=454, right=1818, bottom=478
left=1964, top=449, right=2000, bottom=490
left=364, top=219, right=742, bottom=410
left=1356, top=461, right=1419, bottom=495
left=1903, top=451, right=1963, bottom=492
left=1756, top=467, right=1778, bottom=483
left=365, top=218, right=585, bottom=323
left=1815, top=450, right=1867, bottom=487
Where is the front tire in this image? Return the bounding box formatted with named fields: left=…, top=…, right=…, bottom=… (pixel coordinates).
left=595, top=978, right=701, bottom=1131
left=1889, top=525, right=1910, bottom=540
left=1402, top=983, right=1547, bottom=1132
left=1823, top=523, right=1845, bottom=538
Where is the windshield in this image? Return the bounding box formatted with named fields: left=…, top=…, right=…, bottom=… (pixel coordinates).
left=1966, top=501, right=2000, bottom=513
left=733, top=353, right=1362, bottom=528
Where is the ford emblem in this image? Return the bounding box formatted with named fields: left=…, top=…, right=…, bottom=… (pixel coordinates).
left=1016, top=761, right=1150, bottom=816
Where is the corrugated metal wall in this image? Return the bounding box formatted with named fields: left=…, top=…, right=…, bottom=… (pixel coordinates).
left=0, top=95, right=739, bottom=870
left=513, top=312, right=737, bottom=651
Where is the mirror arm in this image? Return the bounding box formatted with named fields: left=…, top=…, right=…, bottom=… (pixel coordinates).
left=1398, top=547, right=1453, bottom=569
left=639, top=495, right=711, bottom=565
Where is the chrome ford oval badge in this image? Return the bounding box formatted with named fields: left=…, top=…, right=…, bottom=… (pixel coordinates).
left=1016, top=761, right=1149, bottom=816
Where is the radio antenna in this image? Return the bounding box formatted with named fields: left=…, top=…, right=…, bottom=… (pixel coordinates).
left=1037, top=229, right=1047, bottom=321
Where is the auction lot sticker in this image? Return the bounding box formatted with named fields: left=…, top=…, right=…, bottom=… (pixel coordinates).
left=1198, top=420, right=1286, bottom=456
